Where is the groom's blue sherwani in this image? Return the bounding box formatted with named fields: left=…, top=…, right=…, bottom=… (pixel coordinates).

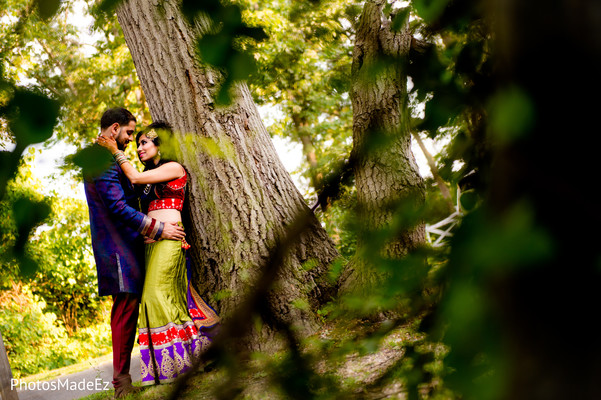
left=84, top=149, right=164, bottom=296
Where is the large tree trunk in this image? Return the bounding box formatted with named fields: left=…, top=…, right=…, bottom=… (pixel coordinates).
left=345, top=0, right=425, bottom=290
left=116, top=0, right=339, bottom=348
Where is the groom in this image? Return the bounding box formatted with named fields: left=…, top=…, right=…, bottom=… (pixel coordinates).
left=83, top=107, right=185, bottom=398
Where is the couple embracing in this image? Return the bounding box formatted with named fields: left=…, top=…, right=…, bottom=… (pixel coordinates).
left=84, top=107, right=220, bottom=398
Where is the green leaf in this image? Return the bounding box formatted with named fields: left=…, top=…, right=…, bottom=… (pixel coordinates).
left=488, top=86, right=536, bottom=144
left=180, top=0, right=222, bottom=21
left=391, top=8, right=410, bottom=32
left=228, top=51, right=257, bottom=81
left=96, top=0, right=123, bottom=15
left=198, top=34, right=231, bottom=67
left=413, top=0, right=450, bottom=23
left=237, top=26, right=268, bottom=42
left=11, top=197, right=51, bottom=277
left=459, top=189, right=478, bottom=211
left=453, top=203, right=554, bottom=273
left=419, top=90, right=461, bottom=133
left=35, top=0, right=61, bottom=20
left=69, top=145, right=113, bottom=178
left=18, top=255, right=40, bottom=278
left=6, top=89, right=60, bottom=147
left=455, top=40, right=485, bottom=75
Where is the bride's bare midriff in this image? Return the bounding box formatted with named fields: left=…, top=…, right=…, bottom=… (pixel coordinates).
left=148, top=209, right=182, bottom=224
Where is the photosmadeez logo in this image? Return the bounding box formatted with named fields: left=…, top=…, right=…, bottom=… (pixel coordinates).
left=12, top=378, right=110, bottom=391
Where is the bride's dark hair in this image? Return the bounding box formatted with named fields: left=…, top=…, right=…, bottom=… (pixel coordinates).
left=136, top=121, right=174, bottom=171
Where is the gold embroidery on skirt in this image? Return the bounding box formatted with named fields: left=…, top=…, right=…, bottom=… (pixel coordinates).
left=160, top=348, right=176, bottom=379
left=174, top=349, right=185, bottom=373
left=140, top=355, right=149, bottom=379
left=148, top=353, right=157, bottom=378
left=193, top=340, right=202, bottom=359
left=199, top=335, right=211, bottom=350
left=183, top=346, right=192, bottom=367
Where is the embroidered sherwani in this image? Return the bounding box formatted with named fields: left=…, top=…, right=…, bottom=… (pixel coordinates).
left=84, top=157, right=164, bottom=296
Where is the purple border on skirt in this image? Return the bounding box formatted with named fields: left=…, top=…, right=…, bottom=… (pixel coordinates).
left=140, top=335, right=211, bottom=384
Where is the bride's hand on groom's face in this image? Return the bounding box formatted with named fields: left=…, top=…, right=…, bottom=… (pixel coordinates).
left=161, top=222, right=186, bottom=241
left=97, top=135, right=119, bottom=153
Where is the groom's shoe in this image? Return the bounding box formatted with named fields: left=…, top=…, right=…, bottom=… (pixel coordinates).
left=114, top=374, right=143, bottom=399
left=114, top=383, right=143, bottom=399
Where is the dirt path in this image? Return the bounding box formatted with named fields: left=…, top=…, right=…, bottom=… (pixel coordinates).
left=15, top=353, right=141, bottom=400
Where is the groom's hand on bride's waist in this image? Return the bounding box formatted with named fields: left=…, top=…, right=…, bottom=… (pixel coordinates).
left=161, top=222, right=186, bottom=241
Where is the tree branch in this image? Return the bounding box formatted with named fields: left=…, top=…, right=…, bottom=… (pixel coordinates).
left=36, top=39, right=78, bottom=96
left=412, top=131, right=453, bottom=210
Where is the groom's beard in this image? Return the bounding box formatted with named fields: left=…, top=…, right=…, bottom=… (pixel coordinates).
left=116, top=138, right=129, bottom=151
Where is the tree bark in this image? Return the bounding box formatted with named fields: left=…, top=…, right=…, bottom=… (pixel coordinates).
left=116, top=0, right=339, bottom=348
left=345, top=0, right=426, bottom=290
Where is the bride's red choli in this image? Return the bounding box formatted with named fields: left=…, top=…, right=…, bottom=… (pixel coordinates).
left=147, top=171, right=187, bottom=212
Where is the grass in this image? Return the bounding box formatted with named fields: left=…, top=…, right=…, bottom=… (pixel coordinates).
left=76, top=319, right=431, bottom=400
left=77, top=370, right=225, bottom=400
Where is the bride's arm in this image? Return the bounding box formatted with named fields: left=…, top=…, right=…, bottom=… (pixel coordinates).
left=97, top=135, right=184, bottom=184
left=119, top=160, right=183, bottom=185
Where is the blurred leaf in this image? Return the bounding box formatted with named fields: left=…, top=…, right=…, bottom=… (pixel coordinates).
left=215, top=79, right=234, bottom=105
left=237, top=26, right=268, bottom=42
left=407, top=45, right=447, bottom=97
left=96, top=0, right=123, bottom=15
left=420, top=90, right=462, bottom=133
left=459, top=189, right=478, bottom=211
left=0, top=150, right=21, bottom=198
left=17, top=255, right=39, bottom=277
left=444, top=281, right=485, bottom=332
left=455, top=40, right=485, bottom=75
left=5, top=89, right=60, bottom=147
left=11, top=196, right=51, bottom=277
left=35, top=0, right=61, bottom=20
left=391, top=8, right=410, bottom=32
left=180, top=0, right=222, bottom=21
left=220, top=5, right=244, bottom=32
left=453, top=202, right=554, bottom=273
left=198, top=34, right=232, bottom=67
left=488, top=86, right=535, bottom=144
left=413, top=0, right=451, bottom=23
left=69, top=144, right=113, bottom=178
left=13, top=197, right=51, bottom=242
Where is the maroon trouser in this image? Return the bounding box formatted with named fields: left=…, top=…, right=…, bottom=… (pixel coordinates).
left=111, top=293, right=140, bottom=389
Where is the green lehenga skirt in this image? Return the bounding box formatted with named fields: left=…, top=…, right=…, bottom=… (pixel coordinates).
left=138, top=239, right=220, bottom=385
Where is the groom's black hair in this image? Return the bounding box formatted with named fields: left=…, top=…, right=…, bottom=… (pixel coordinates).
left=100, top=107, right=136, bottom=130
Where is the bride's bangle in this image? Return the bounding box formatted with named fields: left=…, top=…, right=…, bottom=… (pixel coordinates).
left=113, top=150, right=128, bottom=166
